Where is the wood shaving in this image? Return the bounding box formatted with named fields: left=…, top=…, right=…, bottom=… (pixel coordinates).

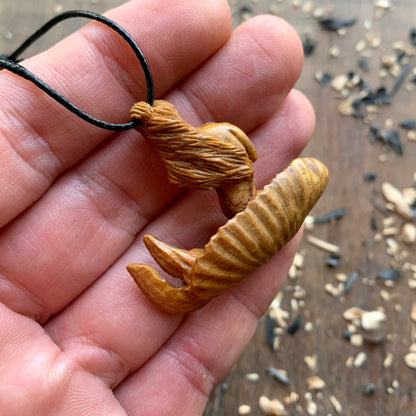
left=381, top=182, right=414, bottom=219
left=304, top=215, right=315, bottom=230
left=379, top=289, right=392, bottom=301
left=350, top=333, right=364, bottom=347
left=361, top=310, right=387, bottom=330
left=329, top=395, right=343, bottom=414
left=383, top=352, right=394, bottom=368
left=304, top=321, right=314, bottom=332
left=283, top=391, right=299, bottom=405
left=306, top=235, right=340, bottom=254
left=345, top=356, right=354, bottom=367
left=343, top=306, right=365, bottom=320
left=239, top=404, right=252, bottom=415
left=305, top=393, right=317, bottom=416
left=259, top=396, right=287, bottom=416
left=329, top=45, right=341, bottom=57
left=411, top=302, right=416, bottom=323
left=401, top=223, right=416, bottom=244
left=245, top=373, right=260, bottom=382
left=354, top=351, right=367, bottom=367
left=404, top=352, right=416, bottom=369
left=304, top=355, right=318, bottom=372
left=306, top=376, right=326, bottom=390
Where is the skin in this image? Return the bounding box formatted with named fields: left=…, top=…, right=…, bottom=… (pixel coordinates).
left=0, top=1, right=314, bottom=415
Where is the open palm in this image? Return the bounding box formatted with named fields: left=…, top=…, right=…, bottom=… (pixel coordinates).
left=0, top=1, right=313, bottom=414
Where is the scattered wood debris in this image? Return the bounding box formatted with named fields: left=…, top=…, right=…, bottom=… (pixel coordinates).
left=259, top=396, right=287, bottom=416
left=404, top=352, right=416, bottom=369
left=282, top=391, right=299, bottom=406
left=381, top=182, right=415, bottom=219
left=306, top=376, right=326, bottom=390
left=306, top=235, right=341, bottom=254
left=329, top=395, right=343, bottom=415
left=268, top=367, right=291, bottom=386
left=354, top=351, right=367, bottom=368
left=304, top=355, right=317, bottom=373
left=238, top=404, right=252, bottom=415
left=245, top=372, right=260, bottom=383
left=361, top=310, right=387, bottom=330
left=313, top=207, right=346, bottom=224
left=287, top=314, right=303, bottom=335
left=319, top=17, right=356, bottom=31
left=305, top=392, right=317, bottom=415
left=402, top=223, right=416, bottom=244
left=362, top=382, right=377, bottom=395
left=383, top=352, right=394, bottom=368
left=229, top=1, right=416, bottom=414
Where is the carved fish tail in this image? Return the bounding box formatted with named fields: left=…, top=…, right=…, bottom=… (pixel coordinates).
left=191, top=158, right=328, bottom=296
left=127, top=158, right=328, bottom=313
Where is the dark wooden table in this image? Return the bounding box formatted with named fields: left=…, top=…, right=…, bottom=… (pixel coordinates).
left=1, top=1, right=415, bottom=415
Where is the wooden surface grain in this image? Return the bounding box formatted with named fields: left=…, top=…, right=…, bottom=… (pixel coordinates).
left=1, top=1, right=415, bottom=415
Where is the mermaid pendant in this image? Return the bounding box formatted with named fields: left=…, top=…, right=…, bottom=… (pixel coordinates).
left=127, top=100, right=329, bottom=313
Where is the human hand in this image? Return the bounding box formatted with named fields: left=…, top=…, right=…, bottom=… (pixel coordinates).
left=0, top=1, right=313, bottom=414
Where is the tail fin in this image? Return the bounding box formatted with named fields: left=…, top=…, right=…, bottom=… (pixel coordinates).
left=126, top=264, right=208, bottom=314
left=143, top=235, right=197, bottom=281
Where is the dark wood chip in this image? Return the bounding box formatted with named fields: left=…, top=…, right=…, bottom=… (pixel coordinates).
left=377, top=269, right=402, bottom=281
left=399, top=120, right=416, bottom=130
left=268, top=367, right=291, bottom=385
left=314, top=208, right=346, bottom=224
left=362, top=383, right=377, bottom=395
left=358, top=58, right=370, bottom=72
left=326, top=254, right=341, bottom=268
left=287, top=314, right=303, bottom=335
left=390, top=65, right=411, bottom=96
left=319, top=17, right=357, bottom=31
left=343, top=272, right=359, bottom=293
left=410, top=27, right=416, bottom=45
left=303, top=34, right=316, bottom=56
left=363, top=172, right=377, bottom=182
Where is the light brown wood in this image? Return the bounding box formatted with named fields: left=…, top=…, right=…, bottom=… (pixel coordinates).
left=127, top=157, right=328, bottom=313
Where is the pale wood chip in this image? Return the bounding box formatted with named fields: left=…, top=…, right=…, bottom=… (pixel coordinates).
left=381, top=182, right=413, bottom=219
left=383, top=352, right=394, bottom=368
left=306, top=376, right=326, bottom=390
left=354, top=351, right=367, bottom=367
left=259, top=396, right=287, bottom=416
left=411, top=302, right=416, bottom=323
left=307, top=235, right=340, bottom=254
left=329, top=395, right=343, bottom=414
left=404, top=352, right=416, bottom=369
left=239, top=404, right=252, bottom=415
left=402, top=223, right=416, bottom=245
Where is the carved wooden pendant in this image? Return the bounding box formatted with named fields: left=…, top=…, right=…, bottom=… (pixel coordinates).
left=131, top=100, right=258, bottom=218
left=127, top=110, right=329, bottom=314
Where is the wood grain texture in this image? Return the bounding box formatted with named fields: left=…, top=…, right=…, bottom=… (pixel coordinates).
left=127, top=158, right=328, bottom=313
left=1, top=1, right=415, bottom=415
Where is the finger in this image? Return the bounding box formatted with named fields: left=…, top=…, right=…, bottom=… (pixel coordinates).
left=45, top=89, right=314, bottom=390
left=0, top=302, right=126, bottom=416
left=0, top=0, right=232, bottom=227
left=114, top=236, right=301, bottom=416
left=170, top=14, right=304, bottom=130
left=0, top=15, right=305, bottom=321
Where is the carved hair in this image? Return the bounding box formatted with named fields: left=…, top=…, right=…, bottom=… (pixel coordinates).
left=131, top=100, right=254, bottom=189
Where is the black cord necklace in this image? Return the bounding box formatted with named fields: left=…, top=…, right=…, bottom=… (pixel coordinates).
left=0, top=10, right=154, bottom=131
